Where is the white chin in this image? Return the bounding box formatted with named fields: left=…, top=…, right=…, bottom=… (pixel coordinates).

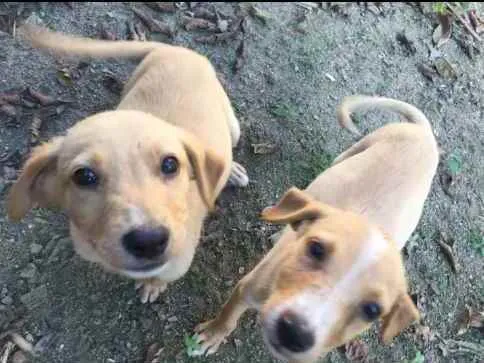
left=119, top=262, right=171, bottom=279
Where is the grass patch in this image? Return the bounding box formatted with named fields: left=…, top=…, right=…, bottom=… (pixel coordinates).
left=469, top=229, right=484, bottom=257
left=295, top=150, right=333, bottom=187
left=404, top=351, right=425, bottom=363
left=269, top=102, right=298, bottom=121
left=446, top=151, right=463, bottom=175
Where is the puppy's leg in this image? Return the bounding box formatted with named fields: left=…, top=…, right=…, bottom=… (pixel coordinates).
left=192, top=280, right=250, bottom=356
left=135, top=277, right=168, bottom=304
left=227, top=162, right=249, bottom=187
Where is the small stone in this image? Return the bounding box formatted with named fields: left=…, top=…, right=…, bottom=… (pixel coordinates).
left=20, top=263, right=37, bottom=279
left=2, top=296, right=13, bottom=305
left=30, top=243, right=43, bottom=255
left=1, top=287, right=8, bottom=297
left=217, top=19, right=229, bottom=32
left=238, top=267, right=245, bottom=274
left=21, top=284, right=48, bottom=310
left=167, top=316, right=178, bottom=323
left=3, top=166, right=17, bottom=180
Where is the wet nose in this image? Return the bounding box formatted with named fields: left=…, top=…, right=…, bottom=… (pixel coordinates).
left=276, top=310, right=315, bottom=353
left=122, top=226, right=170, bottom=259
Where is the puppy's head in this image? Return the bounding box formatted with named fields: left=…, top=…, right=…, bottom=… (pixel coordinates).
left=259, top=187, right=419, bottom=363
left=7, top=110, right=225, bottom=278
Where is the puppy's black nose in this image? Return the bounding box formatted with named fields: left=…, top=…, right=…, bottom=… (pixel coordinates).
left=122, top=226, right=169, bottom=259
left=276, top=310, right=315, bottom=353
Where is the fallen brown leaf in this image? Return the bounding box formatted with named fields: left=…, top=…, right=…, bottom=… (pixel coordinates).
left=145, top=2, right=176, bottom=13
left=0, top=92, right=21, bottom=105
left=27, top=88, right=56, bottom=106
left=418, top=63, right=438, bottom=82
left=0, top=341, right=15, bottom=363
left=467, top=9, right=484, bottom=34
left=432, top=13, right=453, bottom=48
left=192, top=7, right=217, bottom=21
left=436, top=232, right=457, bottom=273
left=0, top=104, right=16, bottom=117
left=145, top=343, right=164, bottom=363
left=248, top=5, right=270, bottom=25
left=344, top=339, right=369, bottom=362
left=233, top=39, right=247, bottom=73
left=132, top=7, right=173, bottom=36
left=458, top=305, right=484, bottom=335
left=181, top=16, right=217, bottom=31
left=252, top=143, right=277, bottom=155
left=434, top=57, right=458, bottom=80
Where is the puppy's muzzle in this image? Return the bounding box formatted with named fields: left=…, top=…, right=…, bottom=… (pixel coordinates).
left=122, top=225, right=169, bottom=261
left=273, top=310, right=315, bottom=353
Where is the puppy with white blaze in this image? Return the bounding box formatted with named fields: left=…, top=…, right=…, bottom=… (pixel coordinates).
left=194, top=95, right=439, bottom=362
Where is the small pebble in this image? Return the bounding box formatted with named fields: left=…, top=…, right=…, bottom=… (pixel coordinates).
left=238, top=267, right=245, bottom=274
left=20, top=263, right=37, bottom=279
left=1, top=287, right=8, bottom=297
left=30, top=243, right=43, bottom=255
left=167, top=316, right=178, bottom=323
left=2, top=296, right=13, bottom=305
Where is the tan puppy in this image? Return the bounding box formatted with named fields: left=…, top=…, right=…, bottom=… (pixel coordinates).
left=7, top=25, right=249, bottom=303
left=194, top=95, right=439, bottom=362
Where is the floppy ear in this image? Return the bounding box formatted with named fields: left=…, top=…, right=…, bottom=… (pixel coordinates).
left=7, top=137, right=64, bottom=221
left=181, top=133, right=225, bottom=212
left=260, top=187, right=333, bottom=230
left=380, top=294, right=420, bottom=343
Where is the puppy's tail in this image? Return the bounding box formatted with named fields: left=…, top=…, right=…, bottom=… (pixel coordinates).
left=17, top=24, right=172, bottom=60
left=336, top=95, right=433, bottom=136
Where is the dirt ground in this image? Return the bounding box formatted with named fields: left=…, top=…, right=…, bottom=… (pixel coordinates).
left=0, top=2, right=483, bottom=363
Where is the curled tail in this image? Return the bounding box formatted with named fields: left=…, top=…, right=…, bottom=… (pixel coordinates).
left=336, top=95, right=433, bottom=136
left=17, top=24, right=172, bottom=60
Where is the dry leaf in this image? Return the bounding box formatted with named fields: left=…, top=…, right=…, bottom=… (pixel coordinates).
left=29, top=115, right=43, bottom=145
left=145, top=343, right=164, bottom=363
left=233, top=39, right=247, bottom=73
left=252, top=143, right=277, bottom=155
left=436, top=232, right=457, bottom=273
left=248, top=5, right=270, bottom=25
left=0, top=104, right=17, bottom=117
left=432, top=13, right=453, bottom=48
left=345, top=339, right=369, bottom=362
left=418, top=63, right=438, bottom=82
left=181, top=16, right=217, bottom=31
left=192, top=8, right=217, bottom=21
left=145, top=2, right=176, bottom=13
left=434, top=57, right=457, bottom=80
left=457, top=305, right=484, bottom=335
left=0, top=92, right=21, bottom=105
left=132, top=7, right=173, bottom=36
left=467, top=9, right=484, bottom=34
left=27, top=88, right=56, bottom=106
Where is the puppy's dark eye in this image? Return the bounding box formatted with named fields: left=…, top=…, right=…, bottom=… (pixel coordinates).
left=72, top=168, right=98, bottom=187
left=307, top=240, right=326, bottom=261
left=361, top=302, right=381, bottom=321
left=161, top=156, right=179, bottom=175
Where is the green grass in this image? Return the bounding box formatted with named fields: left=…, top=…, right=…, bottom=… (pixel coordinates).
left=269, top=102, right=298, bottom=121
left=184, top=334, right=202, bottom=358
left=404, top=351, right=425, bottom=363
left=469, top=229, right=484, bottom=257
left=446, top=151, right=463, bottom=175
left=295, top=150, right=333, bottom=187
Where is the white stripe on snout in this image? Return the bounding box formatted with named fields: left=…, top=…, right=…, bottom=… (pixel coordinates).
left=268, top=228, right=389, bottom=352
left=313, top=229, right=389, bottom=343
left=128, top=206, right=147, bottom=226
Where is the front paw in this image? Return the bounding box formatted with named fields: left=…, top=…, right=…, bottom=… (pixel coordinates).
left=190, top=319, right=236, bottom=356
left=135, top=278, right=167, bottom=304
left=228, top=162, right=249, bottom=187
